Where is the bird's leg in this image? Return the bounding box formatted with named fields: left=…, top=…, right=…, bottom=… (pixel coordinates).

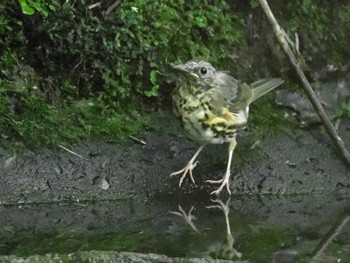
left=169, top=205, right=200, bottom=233
left=206, top=197, right=233, bottom=244
left=206, top=138, right=237, bottom=195
left=170, top=144, right=205, bottom=187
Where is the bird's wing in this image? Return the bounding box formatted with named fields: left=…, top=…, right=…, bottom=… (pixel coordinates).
left=199, top=73, right=245, bottom=127
left=227, top=78, right=284, bottom=111
left=204, top=76, right=238, bottom=114
left=215, top=71, right=241, bottom=103
left=250, top=78, right=284, bottom=103
left=228, top=82, right=253, bottom=112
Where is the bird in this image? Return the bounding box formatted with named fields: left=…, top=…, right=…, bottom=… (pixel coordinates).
left=170, top=59, right=284, bottom=195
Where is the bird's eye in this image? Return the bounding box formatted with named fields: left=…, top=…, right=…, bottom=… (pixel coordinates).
left=200, top=67, right=207, bottom=75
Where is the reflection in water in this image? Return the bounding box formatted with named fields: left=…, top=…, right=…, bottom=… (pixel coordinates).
left=206, top=198, right=234, bottom=245
left=205, top=198, right=242, bottom=260
left=169, top=197, right=243, bottom=261
left=1, top=195, right=349, bottom=261
left=311, top=214, right=350, bottom=262
left=169, top=205, right=200, bottom=233
left=168, top=196, right=350, bottom=262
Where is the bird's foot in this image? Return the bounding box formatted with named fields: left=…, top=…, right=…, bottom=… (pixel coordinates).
left=169, top=205, right=200, bottom=233
left=206, top=172, right=231, bottom=195
left=170, top=160, right=199, bottom=187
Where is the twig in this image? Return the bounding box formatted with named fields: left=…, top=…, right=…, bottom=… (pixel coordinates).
left=258, top=0, right=350, bottom=166
left=88, top=2, right=101, bottom=10
left=129, top=135, right=146, bottom=146
left=58, top=144, right=89, bottom=161
left=104, top=0, right=121, bottom=16
left=72, top=58, right=84, bottom=71
left=311, top=215, right=350, bottom=259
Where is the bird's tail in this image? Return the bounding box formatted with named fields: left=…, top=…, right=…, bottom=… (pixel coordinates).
left=250, top=78, right=284, bottom=103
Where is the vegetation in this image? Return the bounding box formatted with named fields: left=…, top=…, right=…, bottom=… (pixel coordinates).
left=0, top=0, right=349, bottom=151
left=284, top=0, right=350, bottom=66
left=335, top=103, right=350, bottom=118
left=0, top=0, right=246, bottom=151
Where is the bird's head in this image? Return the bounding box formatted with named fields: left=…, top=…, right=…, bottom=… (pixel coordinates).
left=174, top=60, right=217, bottom=89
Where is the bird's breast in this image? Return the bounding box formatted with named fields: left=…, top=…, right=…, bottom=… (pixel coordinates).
left=172, top=90, right=248, bottom=144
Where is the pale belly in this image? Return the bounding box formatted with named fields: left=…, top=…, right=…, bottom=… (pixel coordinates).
left=181, top=107, right=249, bottom=144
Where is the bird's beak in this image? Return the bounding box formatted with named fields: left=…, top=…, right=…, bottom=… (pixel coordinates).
left=173, top=64, right=199, bottom=79
left=173, top=64, right=187, bottom=72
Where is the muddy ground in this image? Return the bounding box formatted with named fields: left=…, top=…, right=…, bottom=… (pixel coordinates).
left=1, top=111, right=349, bottom=204
left=0, top=111, right=349, bottom=262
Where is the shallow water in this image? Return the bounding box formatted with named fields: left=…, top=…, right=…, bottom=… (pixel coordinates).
left=0, top=193, right=349, bottom=262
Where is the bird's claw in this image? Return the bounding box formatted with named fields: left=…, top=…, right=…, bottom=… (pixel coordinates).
left=207, top=175, right=231, bottom=195
left=211, top=185, right=231, bottom=196
left=170, top=161, right=199, bottom=187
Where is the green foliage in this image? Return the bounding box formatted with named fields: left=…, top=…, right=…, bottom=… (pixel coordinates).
left=286, top=0, right=328, bottom=50
left=284, top=0, right=350, bottom=64
left=249, top=0, right=260, bottom=8
left=0, top=84, right=143, bottom=151
left=18, top=0, right=34, bottom=15
left=144, top=70, right=160, bottom=97
left=0, top=50, right=143, bottom=150
left=1, top=0, right=350, bottom=150
left=0, top=0, right=246, bottom=150
left=3, top=0, right=246, bottom=102
left=18, top=0, right=58, bottom=16
left=335, top=103, right=350, bottom=118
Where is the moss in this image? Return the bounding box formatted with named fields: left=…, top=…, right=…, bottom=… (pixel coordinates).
left=238, top=226, right=294, bottom=262
left=1, top=231, right=147, bottom=257
left=250, top=97, right=294, bottom=134
left=0, top=74, right=145, bottom=151
left=0, top=0, right=246, bottom=151
left=1, top=1, right=349, bottom=151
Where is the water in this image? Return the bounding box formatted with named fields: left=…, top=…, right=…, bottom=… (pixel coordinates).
left=0, top=194, right=349, bottom=262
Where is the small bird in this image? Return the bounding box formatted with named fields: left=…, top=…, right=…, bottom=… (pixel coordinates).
left=171, top=59, right=284, bottom=195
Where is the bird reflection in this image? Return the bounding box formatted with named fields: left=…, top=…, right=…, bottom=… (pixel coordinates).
left=206, top=197, right=234, bottom=247
left=169, top=205, right=200, bottom=233
left=169, top=197, right=243, bottom=261
left=206, top=197, right=242, bottom=260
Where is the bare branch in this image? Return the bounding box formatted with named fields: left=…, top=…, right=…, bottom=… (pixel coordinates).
left=104, top=0, right=121, bottom=17
left=58, top=145, right=89, bottom=161
left=129, top=135, right=146, bottom=146
left=312, top=215, right=350, bottom=259
left=258, top=0, right=350, bottom=165
left=88, top=2, right=101, bottom=10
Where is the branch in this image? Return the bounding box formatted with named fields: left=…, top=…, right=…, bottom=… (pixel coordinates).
left=258, top=0, right=350, bottom=166
left=104, top=0, right=121, bottom=17
left=88, top=2, right=101, bottom=10
left=311, top=215, right=350, bottom=259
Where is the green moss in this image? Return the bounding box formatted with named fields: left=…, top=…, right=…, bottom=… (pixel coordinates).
left=282, top=0, right=350, bottom=65
left=1, top=231, right=146, bottom=257
left=250, top=98, right=293, bottom=134
left=239, top=226, right=294, bottom=262
left=0, top=78, right=145, bottom=151
left=0, top=0, right=246, bottom=151
left=1, top=0, right=350, bottom=151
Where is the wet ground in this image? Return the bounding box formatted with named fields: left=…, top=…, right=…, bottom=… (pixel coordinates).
left=0, top=111, right=349, bottom=262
